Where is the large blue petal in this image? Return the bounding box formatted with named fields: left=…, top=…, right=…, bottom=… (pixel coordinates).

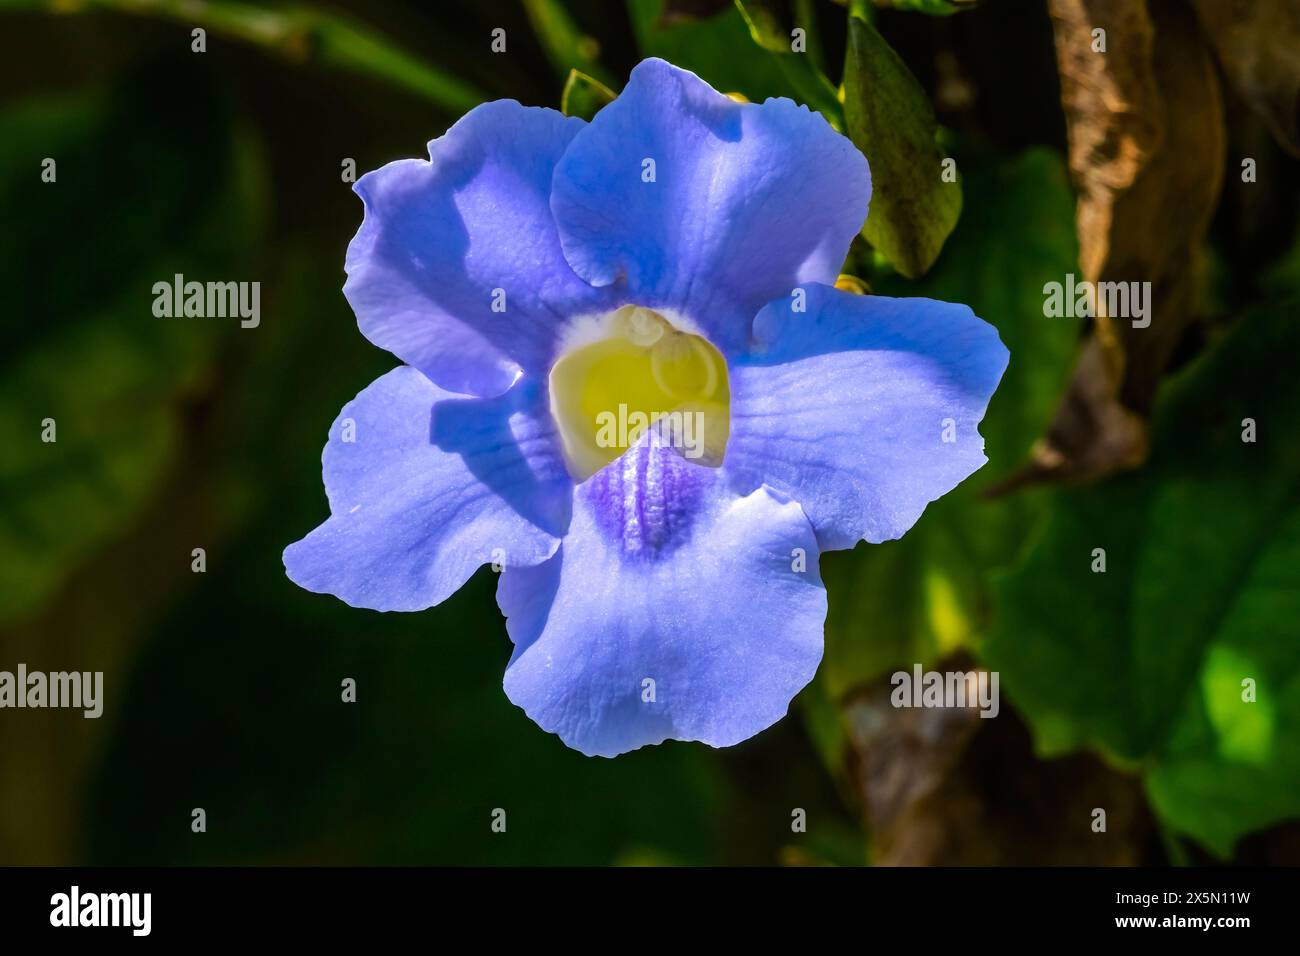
left=550, top=58, right=870, bottom=357
left=497, top=435, right=826, bottom=757
left=345, top=101, right=612, bottom=398
left=284, top=367, right=572, bottom=611
left=726, top=284, right=1009, bottom=551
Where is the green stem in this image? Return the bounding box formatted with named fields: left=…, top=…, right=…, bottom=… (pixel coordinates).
left=2, top=0, right=484, bottom=113
left=732, top=0, right=844, bottom=129
left=794, top=0, right=823, bottom=71
left=521, top=0, right=613, bottom=87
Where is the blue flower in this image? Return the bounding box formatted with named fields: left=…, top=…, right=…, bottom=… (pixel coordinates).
left=284, top=58, right=1008, bottom=757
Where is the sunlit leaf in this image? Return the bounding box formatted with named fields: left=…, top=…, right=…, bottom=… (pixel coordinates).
left=984, top=298, right=1300, bottom=856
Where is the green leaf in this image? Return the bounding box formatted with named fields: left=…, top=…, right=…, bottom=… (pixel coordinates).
left=561, top=69, right=618, bottom=121
left=876, top=0, right=978, bottom=15
left=0, top=67, right=264, bottom=626
left=983, top=298, right=1300, bottom=856
left=1, top=0, right=484, bottom=113
left=628, top=0, right=835, bottom=122
left=523, top=0, right=615, bottom=87
left=820, top=149, right=1079, bottom=699
left=732, top=0, right=843, bottom=124
left=821, top=510, right=983, bottom=699
left=843, top=13, right=961, bottom=278
left=732, top=0, right=789, bottom=49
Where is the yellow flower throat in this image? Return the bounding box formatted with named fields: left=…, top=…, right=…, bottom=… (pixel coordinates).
left=549, top=306, right=730, bottom=480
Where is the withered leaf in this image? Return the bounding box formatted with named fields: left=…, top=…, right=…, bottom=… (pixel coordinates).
left=1004, top=0, right=1223, bottom=488
left=1191, top=0, right=1300, bottom=157
left=843, top=656, right=1156, bottom=865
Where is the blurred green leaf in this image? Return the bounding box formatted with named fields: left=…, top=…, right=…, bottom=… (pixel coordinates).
left=821, top=149, right=1079, bottom=698
left=1, top=0, right=483, bottom=113
left=0, top=66, right=264, bottom=626
left=732, top=0, right=843, bottom=124
left=629, top=0, right=818, bottom=112
left=1261, top=220, right=1300, bottom=299
left=984, top=298, right=1300, bottom=856
left=732, top=0, right=790, bottom=46
left=876, top=0, right=978, bottom=15
left=843, top=12, right=961, bottom=277
left=561, top=68, right=618, bottom=120
left=524, top=0, right=614, bottom=86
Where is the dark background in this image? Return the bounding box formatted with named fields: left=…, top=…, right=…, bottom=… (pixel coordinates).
left=2, top=0, right=1298, bottom=865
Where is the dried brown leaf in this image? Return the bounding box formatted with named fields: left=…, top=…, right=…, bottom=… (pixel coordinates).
left=1192, top=0, right=1300, bottom=156
left=1005, top=0, right=1223, bottom=488
left=844, top=655, right=1157, bottom=865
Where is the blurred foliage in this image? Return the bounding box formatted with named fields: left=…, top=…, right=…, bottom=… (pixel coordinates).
left=525, top=0, right=614, bottom=86
left=1190, top=0, right=1300, bottom=158
left=1, top=0, right=1298, bottom=865
left=0, top=65, right=264, bottom=626
left=985, top=299, right=1300, bottom=857
left=733, top=0, right=843, bottom=123
left=629, top=0, right=797, bottom=105
left=880, top=0, right=975, bottom=13
left=0, top=0, right=485, bottom=112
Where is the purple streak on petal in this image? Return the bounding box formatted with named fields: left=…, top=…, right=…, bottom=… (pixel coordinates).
left=725, top=283, right=1009, bottom=551
left=498, top=436, right=825, bottom=757
left=585, top=436, right=711, bottom=559
left=550, top=58, right=870, bottom=357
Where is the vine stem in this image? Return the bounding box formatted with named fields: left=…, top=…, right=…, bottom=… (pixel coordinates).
left=3, top=0, right=485, bottom=113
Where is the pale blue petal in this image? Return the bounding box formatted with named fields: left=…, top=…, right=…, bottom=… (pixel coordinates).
left=345, top=101, right=611, bottom=398
left=726, top=284, right=1009, bottom=551
left=284, top=367, right=572, bottom=611
left=550, top=58, right=870, bottom=356
left=498, top=435, right=826, bottom=757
